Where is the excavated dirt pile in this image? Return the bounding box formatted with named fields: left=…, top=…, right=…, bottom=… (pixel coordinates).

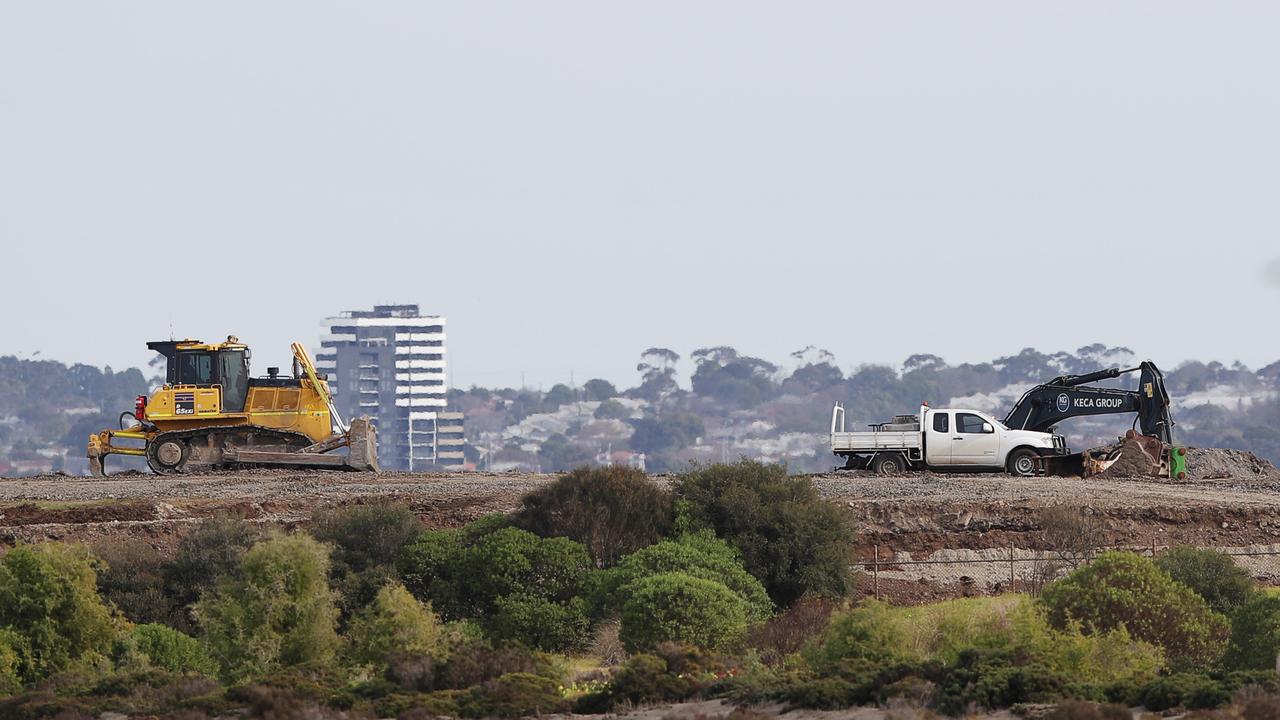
left=1186, top=447, right=1280, bottom=484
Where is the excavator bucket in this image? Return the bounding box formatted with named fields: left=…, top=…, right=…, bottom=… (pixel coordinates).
left=1082, top=430, right=1180, bottom=479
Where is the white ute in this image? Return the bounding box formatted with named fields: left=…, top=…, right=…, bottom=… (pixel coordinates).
left=830, top=403, right=1066, bottom=476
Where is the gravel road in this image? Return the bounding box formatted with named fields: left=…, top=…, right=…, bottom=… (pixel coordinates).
left=2, top=465, right=1277, bottom=511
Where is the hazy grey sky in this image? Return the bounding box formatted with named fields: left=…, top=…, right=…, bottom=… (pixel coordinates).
left=2, top=3, right=1277, bottom=389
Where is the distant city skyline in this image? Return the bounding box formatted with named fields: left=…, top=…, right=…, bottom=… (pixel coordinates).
left=3, top=4, right=1278, bottom=388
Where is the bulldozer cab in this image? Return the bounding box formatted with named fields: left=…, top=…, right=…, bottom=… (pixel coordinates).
left=148, top=338, right=251, bottom=413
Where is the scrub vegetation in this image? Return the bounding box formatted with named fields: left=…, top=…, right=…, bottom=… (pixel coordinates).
left=2, top=461, right=1280, bottom=718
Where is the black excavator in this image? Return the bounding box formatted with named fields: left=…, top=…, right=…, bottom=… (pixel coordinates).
left=1002, top=361, right=1184, bottom=478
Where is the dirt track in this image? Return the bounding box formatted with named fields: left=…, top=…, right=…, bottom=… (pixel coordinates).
left=2, top=464, right=1278, bottom=547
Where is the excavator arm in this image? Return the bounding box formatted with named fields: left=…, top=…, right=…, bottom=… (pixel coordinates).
left=1003, top=361, right=1174, bottom=443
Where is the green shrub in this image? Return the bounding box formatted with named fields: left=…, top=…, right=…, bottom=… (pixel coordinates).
left=577, top=644, right=728, bottom=711
left=1138, top=672, right=1229, bottom=711
left=347, top=583, right=444, bottom=668
left=809, top=597, right=1162, bottom=689
left=0, top=543, right=121, bottom=683
left=0, top=629, right=21, bottom=695
left=1041, top=551, right=1229, bottom=669
left=396, top=525, right=595, bottom=651
left=196, top=533, right=341, bottom=682
left=675, top=460, right=854, bottom=605
left=1155, top=546, right=1257, bottom=616
left=804, top=601, right=906, bottom=672
left=768, top=658, right=943, bottom=710
left=464, top=672, right=565, bottom=718
left=165, top=515, right=260, bottom=631
left=459, top=513, right=513, bottom=542
left=935, top=649, right=1081, bottom=714
left=596, top=531, right=772, bottom=621
left=605, top=652, right=696, bottom=704
left=619, top=572, right=749, bottom=651
left=431, top=638, right=542, bottom=691
left=513, top=465, right=674, bottom=567
left=92, top=539, right=175, bottom=626
left=1225, top=593, right=1280, bottom=670
left=130, top=623, right=217, bottom=675
left=311, top=502, right=422, bottom=619
left=490, top=594, right=591, bottom=653
left=397, top=529, right=463, bottom=613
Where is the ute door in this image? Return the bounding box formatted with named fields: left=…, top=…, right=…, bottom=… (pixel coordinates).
left=953, top=412, right=1001, bottom=466
left=924, top=411, right=953, bottom=465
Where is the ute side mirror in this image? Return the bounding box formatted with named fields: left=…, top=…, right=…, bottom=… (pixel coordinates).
left=982, top=422, right=994, bottom=434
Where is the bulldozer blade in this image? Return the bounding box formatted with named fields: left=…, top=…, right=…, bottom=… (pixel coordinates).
left=344, top=416, right=379, bottom=472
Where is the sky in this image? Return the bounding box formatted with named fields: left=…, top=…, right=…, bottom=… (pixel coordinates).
left=1, top=3, right=1277, bottom=390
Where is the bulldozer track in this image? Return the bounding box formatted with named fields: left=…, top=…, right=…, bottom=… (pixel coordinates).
left=146, top=426, right=315, bottom=475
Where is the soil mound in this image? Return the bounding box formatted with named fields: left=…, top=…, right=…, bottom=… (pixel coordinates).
left=1186, top=448, right=1280, bottom=484
left=0, top=501, right=158, bottom=526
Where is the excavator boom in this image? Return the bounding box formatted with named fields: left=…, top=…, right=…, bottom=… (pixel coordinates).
left=1004, top=361, right=1174, bottom=443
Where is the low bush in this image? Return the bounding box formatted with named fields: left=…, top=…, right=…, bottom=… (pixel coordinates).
left=196, top=533, right=341, bottom=683
left=165, top=516, right=260, bottom=632
left=1224, top=593, right=1280, bottom=670
left=807, top=597, right=1161, bottom=690
left=464, top=672, right=566, bottom=718
left=131, top=624, right=217, bottom=675
left=347, top=583, right=445, bottom=669
left=1155, top=546, right=1257, bottom=617
left=1041, top=551, right=1229, bottom=669
left=396, top=524, right=595, bottom=651
left=384, top=633, right=552, bottom=694
left=311, top=502, right=422, bottom=619
left=513, top=465, right=674, bottom=567
left=765, top=658, right=942, bottom=710
left=595, top=531, right=773, bottom=621
left=490, top=593, right=591, bottom=653
left=0, top=629, right=21, bottom=695
left=576, top=643, right=728, bottom=711
left=675, top=460, right=855, bottom=605
left=0, top=543, right=121, bottom=683
left=747, top=596, right=835, bottom=665
left=934, top=649, right=1082, bottom=714
left=1138, top=672, right=1229, bottom=711
left=93, top=539, right=175, bottom=626
left=619, top=572, right=750, bottom=651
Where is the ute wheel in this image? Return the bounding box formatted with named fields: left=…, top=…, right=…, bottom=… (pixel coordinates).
left=148, top=438, right=189, bottom=474
left=1007, top=448, right=1038, bottom=477
left=870, top=453, right=905, bottom=475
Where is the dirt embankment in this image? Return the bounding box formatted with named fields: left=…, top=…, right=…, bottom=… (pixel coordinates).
left=0, top=470, right=555, bottom=549
left=3, top=447, right=1279, bottom=604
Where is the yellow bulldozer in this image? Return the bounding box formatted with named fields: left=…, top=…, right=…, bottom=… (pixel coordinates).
left=87, top=336, right=378, bottom=476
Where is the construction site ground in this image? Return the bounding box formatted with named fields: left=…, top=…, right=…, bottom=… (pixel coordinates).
left=2, top=448, right=1279, bottom=603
